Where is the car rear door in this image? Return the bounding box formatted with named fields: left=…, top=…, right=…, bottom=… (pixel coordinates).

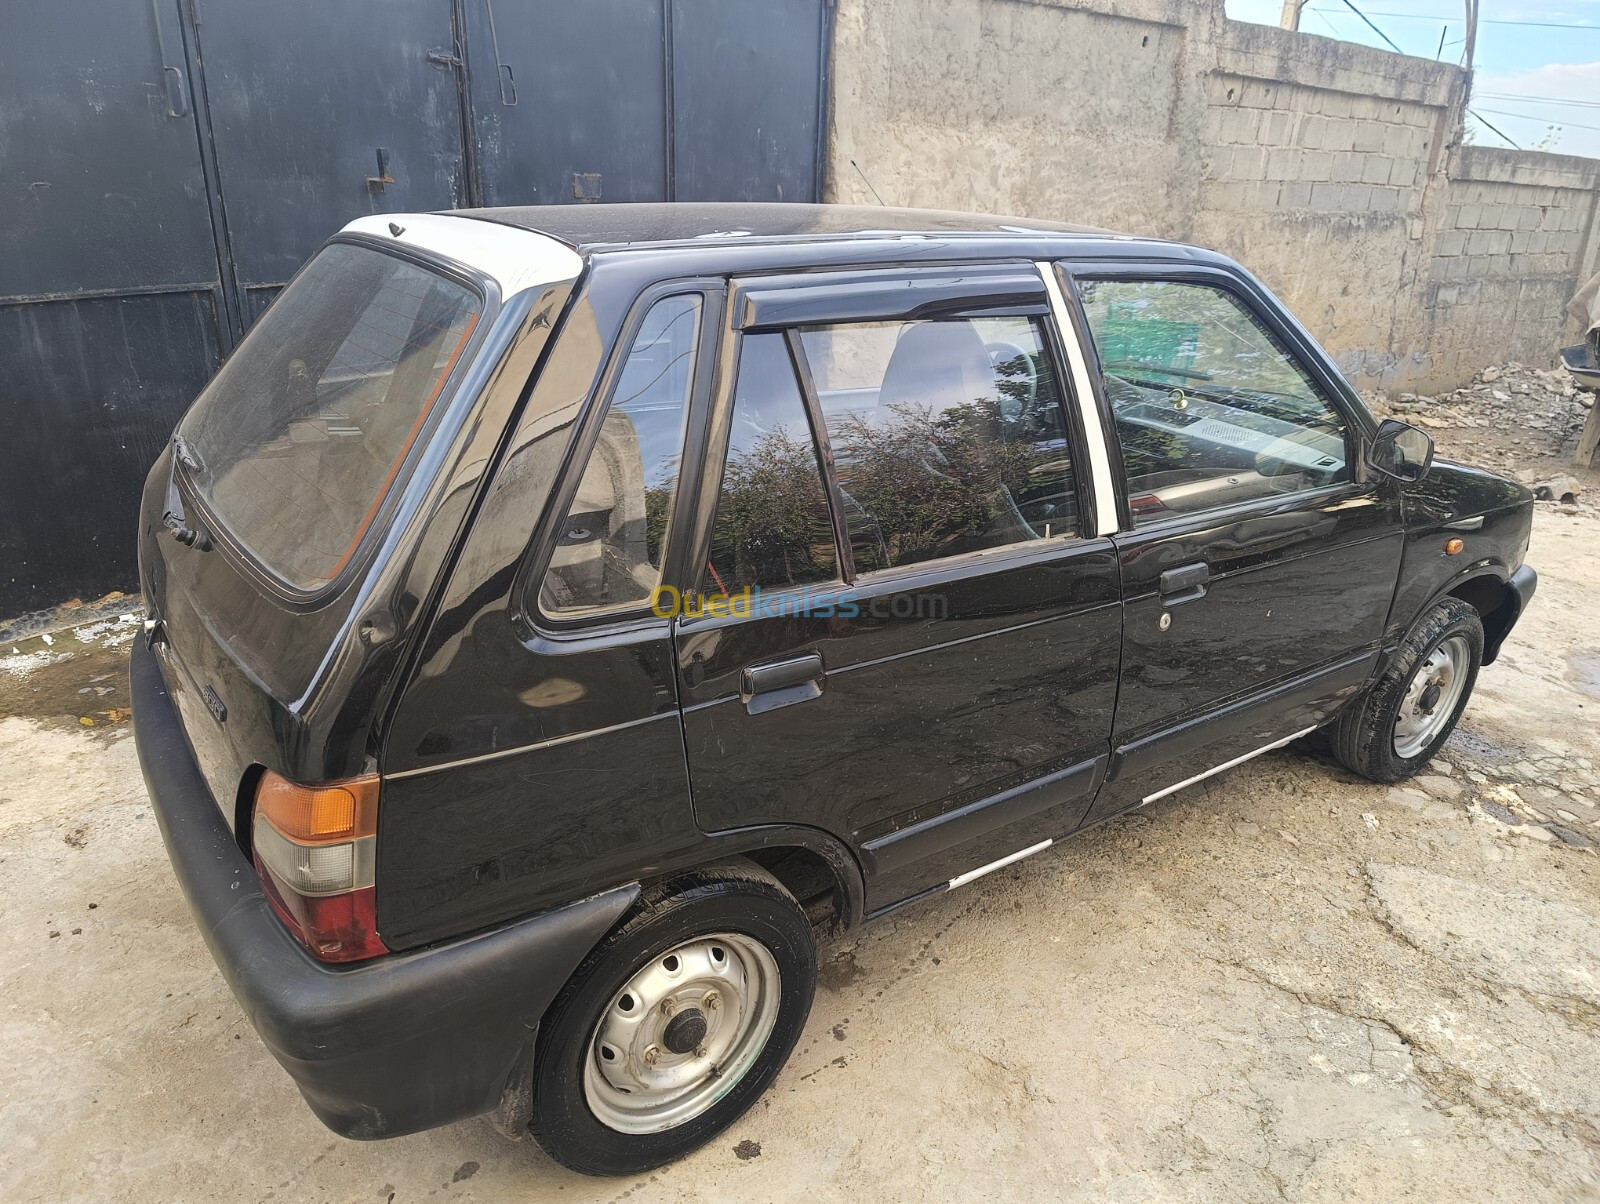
left=1054, top=262, right=1405, bottom=823
left=670, top=263, right=1123, bottom=912
left=377, top=281, right=717, bottom=947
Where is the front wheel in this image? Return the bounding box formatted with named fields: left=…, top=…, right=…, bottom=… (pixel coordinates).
left=1331, top=596, right=1483, bottom=783
left=529, top=860, right=816, bottom=1176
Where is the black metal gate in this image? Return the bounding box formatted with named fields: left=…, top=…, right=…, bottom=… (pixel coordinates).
left=0, top=0, right=832, bottom=615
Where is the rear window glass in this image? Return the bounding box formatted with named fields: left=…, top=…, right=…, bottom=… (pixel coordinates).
left=177, top=243, right=481, bottom=591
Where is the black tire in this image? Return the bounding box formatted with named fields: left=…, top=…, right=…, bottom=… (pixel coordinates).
left=529, top=860, right=816, bottom=1176
left=1331, top=597, right=1483, bottom=783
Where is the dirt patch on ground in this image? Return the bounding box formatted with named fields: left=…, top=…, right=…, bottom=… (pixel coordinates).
left=1569, top=651, right=1600, bottom=701
left=0, top=614, right=142, bottom=739
left=0, top=511, right=1596, bottom=1203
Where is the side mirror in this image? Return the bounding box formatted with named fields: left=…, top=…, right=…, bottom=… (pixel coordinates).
left=1368, top=418, right=1434, bottom=483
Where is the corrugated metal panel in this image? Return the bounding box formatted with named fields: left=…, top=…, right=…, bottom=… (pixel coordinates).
left=191, top=0, right=467, bottom=325
left=0, top=0, right=830, bottom=614
left=465, top=0, right=669, bottom=206
left=670, top=0, right=828, bottom=203
left=0, top=0, right=227, bottom=612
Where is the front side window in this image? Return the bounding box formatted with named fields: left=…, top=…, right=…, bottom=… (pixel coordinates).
left=539, top=294, right=700, bottom=616
left=1078, top=278, right=1348, bottom=526
left=178, top=243, right=482, bottom=591
left=705, top=334, right=838, bottom=593
left=799, top=316, right=1078, bottom=573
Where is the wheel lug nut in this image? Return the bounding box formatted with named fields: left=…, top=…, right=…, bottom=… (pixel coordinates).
left=660, top=997, right=676, bottom=1016
left=704, top=990, right=720, bottom=1011
left=643, top=1044, right=661, bottom=1066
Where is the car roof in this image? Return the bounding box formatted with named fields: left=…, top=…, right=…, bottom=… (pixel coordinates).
left=449, top=202, right=1165, bottom=254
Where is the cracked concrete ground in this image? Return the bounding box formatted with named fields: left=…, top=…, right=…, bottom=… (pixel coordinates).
left=2, top=507, right=1598, bottom=1203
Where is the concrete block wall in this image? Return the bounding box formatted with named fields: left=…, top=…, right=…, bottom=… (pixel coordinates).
left=826, top=0, right=1600, bottom=392
left=1188, top=18, right=1465, bottom=385
left=1422, top=147, right=1600, bottom=382
left=826, top=0, right=1196, bottom=237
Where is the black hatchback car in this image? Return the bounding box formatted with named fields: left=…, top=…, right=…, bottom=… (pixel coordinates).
left=134, top=204, right=1536, bottom=1174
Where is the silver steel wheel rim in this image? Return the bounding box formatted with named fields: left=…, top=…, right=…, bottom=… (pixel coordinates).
left=1393, top=634, right=1470, bottom=759
left=583, top=932, right=782, bottom=1135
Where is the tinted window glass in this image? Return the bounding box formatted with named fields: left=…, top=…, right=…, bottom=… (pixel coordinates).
left=178, top=244, right=481, bottom=591
left=800, top=316, right=1077, bottom=573
left=1078, top=279, right=1348, bottom=526
left=540, top=294, right=700, bottom=615
left=705, top=334, right=838, bottom=593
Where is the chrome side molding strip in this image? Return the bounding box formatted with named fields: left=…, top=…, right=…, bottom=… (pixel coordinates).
left=384, top=710, right=670, bottom=780
left=868, top=727, right=1323, bottom=905
left=1139, top=725, right=1319, bottom=807
left=948, top=838, right=1053, bottom=890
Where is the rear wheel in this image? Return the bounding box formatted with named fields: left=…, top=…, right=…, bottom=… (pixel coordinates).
left=529, top=861, right=816, bottom=1176
left=1332, top=597, right=1483, bottom=783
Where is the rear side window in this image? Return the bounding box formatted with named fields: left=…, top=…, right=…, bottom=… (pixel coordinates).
left=704, top=334, right=839, bottom=593
left=178, top=243, right=481, bottom=591
left=799, top=316, right=1078, bottom=573
left=539, top=294, right=701, bottom=616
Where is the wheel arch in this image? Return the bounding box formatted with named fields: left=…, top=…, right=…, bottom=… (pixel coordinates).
left=1442, top=569, right=1520, bottom=666
left=682, top=825, right=866, bottom=934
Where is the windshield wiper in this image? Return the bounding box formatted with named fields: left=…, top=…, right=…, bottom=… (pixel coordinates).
left=1103, top=360, right=1215, bottom=382
left=171, top=432, right=206, bottom=475
left=165, top=434, right=212, bottom=550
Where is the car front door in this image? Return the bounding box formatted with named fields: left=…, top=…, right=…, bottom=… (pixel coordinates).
left=671, top=264, right=1123, bottom=911
left=1060, top=263, right=1405, bottom=823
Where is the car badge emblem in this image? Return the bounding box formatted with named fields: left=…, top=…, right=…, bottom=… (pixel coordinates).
left=202, top=684, right=227, bottom=725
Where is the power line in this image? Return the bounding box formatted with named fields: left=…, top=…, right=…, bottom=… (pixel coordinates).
left=1309, top=7, right=1600, bottom=30
left=1311, top=7, right=1346, bottom=37
left=1477, top=91, right=1600, bottom=111
left=1305, top=3, right=1437, bottom=57
left=1473, top=106, right=1600, bottom=133
left=1336, top=0, right=1405, bottom=53
left=1476, top=17, right=1600, bottom=29
left=1467, top=109, right=1521, bottom=148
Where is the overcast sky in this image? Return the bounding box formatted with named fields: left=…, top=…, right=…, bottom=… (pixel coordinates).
left=1225, top=0, right=1600, bottom=158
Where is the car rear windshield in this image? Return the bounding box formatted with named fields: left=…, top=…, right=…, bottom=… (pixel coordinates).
left=176, top=243, right=482, bottom=591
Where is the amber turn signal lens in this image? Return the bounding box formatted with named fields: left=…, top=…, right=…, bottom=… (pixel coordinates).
left=254, top=770, right=378, bottom=844
left=1444, top=537, right=1465, bottom=556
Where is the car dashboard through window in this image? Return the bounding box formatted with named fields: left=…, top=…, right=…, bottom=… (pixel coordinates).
left=1078, top=278, right=1348, bottom=525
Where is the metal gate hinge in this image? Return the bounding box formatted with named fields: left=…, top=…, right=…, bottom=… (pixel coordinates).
left=366, top=148, right=394, bottom=195
left=426, top=49, right=464, bottom=69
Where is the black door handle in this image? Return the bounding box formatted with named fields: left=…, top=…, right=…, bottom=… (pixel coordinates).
left=1158, top=562, right=1209, bottom=606
left=741, top=652, right=825, bottom=715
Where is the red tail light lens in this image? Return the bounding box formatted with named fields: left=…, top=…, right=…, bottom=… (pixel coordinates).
left=1128, top=493, right=1169, bottom=518
left=251, top=771, right=388, bottom=963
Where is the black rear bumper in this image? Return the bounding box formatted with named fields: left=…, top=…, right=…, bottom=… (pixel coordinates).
left=131, top=635, right=637, bottom=1139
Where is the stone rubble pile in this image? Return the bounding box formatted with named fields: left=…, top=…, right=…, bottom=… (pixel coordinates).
left=1364, top=362, right=1591, bottom=439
